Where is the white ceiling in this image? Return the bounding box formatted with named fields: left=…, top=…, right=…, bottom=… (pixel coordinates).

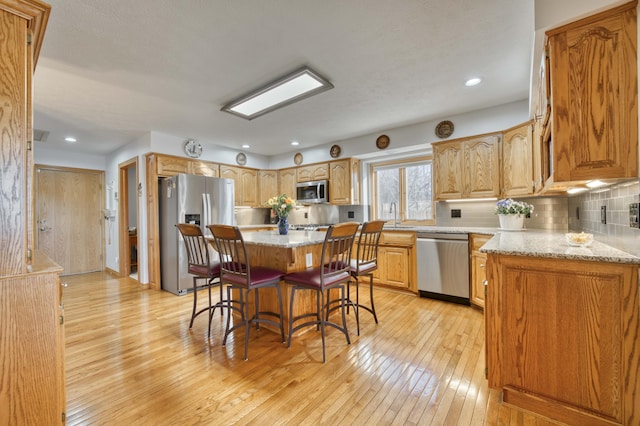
left=33, top=0, right=534, bottom=157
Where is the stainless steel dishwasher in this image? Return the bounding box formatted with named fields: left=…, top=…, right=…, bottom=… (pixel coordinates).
left=416, top=232, right=470, bottom=305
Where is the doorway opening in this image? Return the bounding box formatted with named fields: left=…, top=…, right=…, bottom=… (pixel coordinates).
left=118, top=157, right=139, bottom=280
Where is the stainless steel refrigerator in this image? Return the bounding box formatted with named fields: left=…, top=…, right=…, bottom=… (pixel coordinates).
left=159, top=174, right=235, bottom=295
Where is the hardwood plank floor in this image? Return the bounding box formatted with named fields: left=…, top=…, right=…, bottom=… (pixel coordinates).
left=63, top=272, right=564, bottom=425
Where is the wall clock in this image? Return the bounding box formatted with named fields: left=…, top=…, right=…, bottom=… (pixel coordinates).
left=330, top=144, right=341, bottom=158
left=183, top=139, right=202, bottom=158
left=236, top=152, right=247, bottom=165
left=376, top=134, right=390, bottom=149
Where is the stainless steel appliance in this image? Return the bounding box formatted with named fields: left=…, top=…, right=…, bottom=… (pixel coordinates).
left=159, top=174, right=235, bottom=295
left=416, top=232, right=470, bottom=305
left=296, top=180, right=328, bottom=204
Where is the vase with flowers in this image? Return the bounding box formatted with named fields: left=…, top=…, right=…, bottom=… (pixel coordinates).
left=495, top=198, right=534, bottom=230
left=266, top=194, right=296, bottom=235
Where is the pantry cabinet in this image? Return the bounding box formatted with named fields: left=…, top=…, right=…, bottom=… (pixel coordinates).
left=501, top=122, right=534, bottom=197
left=433, top=135, right=500, bottom=200
left=545, top=2, right=638, bottom=185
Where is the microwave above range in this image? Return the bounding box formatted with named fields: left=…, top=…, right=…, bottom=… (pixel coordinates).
left=296, top=180, right=328, bottom=204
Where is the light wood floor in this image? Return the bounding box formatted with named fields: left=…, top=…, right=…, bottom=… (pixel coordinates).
left=63, top=272, right=563, bottom=425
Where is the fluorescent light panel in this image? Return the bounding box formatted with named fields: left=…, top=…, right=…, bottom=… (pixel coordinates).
left=221, top=66, right=333, bottom=120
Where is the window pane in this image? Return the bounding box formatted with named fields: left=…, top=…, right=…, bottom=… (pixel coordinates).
left=376, top=168, right=399, bottom=221
left=405, top=163, right=433, bottom=220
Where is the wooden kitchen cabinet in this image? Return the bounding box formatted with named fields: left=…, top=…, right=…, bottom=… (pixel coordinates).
left=485, top=253, right=639, bottom=425
left=433, top=135, right=500, bottom=200
left=220, top=165, right=259, bottom=207
left=469, top=233, right=491, bottom=309
left=329, top=158, right=360, bottom=205
left=258, top=170, right=278, bottom=205
left=191, top=160, right=219, bottom=177
left=372, top=231, right=416, bottom=292
left=545, top=2, right=638, bottom=184
left=296, top=162, right=329, bottom=182
left=153, top=154, right=220, bottom=178
left=501, top=122, right=534, bottom=197
left=278, top=168, right=297, bottom=198
left=0, top=2, right=64, bottom=423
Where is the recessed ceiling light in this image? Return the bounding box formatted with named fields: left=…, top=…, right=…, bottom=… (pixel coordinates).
left=64, top=137, right=77, bottom=143
left=291, top=141, right=300, bottom=146
left=465, top=77, right=482, bottom=87
left=221, top=66, right=333, bottom=120
left=241, top=144, right=250, bottom=149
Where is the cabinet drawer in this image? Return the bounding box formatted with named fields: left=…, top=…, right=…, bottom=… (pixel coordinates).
left=379, top=231, right=415, bottom=246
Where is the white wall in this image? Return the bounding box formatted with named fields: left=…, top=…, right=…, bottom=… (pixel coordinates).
left=35, top=146, right=106, bottom=170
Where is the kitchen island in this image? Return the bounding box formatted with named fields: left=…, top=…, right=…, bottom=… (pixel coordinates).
left=481, top=231, right=639, bottom=426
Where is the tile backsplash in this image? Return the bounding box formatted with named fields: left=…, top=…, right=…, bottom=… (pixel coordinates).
left=436, top=196, right=568, bottom=230
left=567, top=178, right=640, bottom=256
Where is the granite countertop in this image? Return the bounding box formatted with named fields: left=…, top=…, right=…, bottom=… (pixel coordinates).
left=383, top=225, right=498, bottom=235
left=241, top=230, right=326, bottom=248
left=480, top=230, right=640, bottom=265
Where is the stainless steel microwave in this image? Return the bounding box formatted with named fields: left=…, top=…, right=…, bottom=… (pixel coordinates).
left=296, top=180, right=328, bottom=204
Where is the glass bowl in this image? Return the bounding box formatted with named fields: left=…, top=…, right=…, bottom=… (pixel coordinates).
left=565, top=232, right=593, bottom=247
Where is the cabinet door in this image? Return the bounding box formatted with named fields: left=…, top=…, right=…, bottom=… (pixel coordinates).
left=433, top=141, right=464, bottom=200
left=157, top=156, right=190, bottom=176
left=278, top=168, right=297, bottom=198
left=465, top=136, right=500, bottom=198
left=191, top=161, right=219, bottom=177
left=502, top=123, right=533, bottom=197
left=258, top=170, right=278, bottom=205
left=220, top=165, right=241, bottom=205
left=379, top=246, right=409, bottom=289
left=329, top=159, right=351, bottom=204
left=549, top=4, right=638, bottom=181
left=240, top=168, right=258, bottom=207
left=470, top=253, right=487, bottom=308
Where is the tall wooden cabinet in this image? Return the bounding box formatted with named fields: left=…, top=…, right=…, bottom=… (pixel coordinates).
left=433, top=135, right=500, bottom=200
left=0, top=1, right=65, bottom=424
left=546, top=1, right=638, bottom=184
left=501, top=122, right=534, bottom=197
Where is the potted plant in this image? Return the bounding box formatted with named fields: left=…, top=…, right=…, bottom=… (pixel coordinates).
left=265, top=194, right=296, bottom=235
left=495, top=198, right=534, bottom=230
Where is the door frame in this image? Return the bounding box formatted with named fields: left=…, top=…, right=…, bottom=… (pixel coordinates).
left=118, top=157, right=140, bottom=279
left=35, top=164, right=105, bottom=273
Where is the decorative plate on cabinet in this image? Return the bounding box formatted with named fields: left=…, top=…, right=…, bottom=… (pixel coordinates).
left=330, top=144, right=341, bottom=158
left=376, top=134, right=390, bottom=149
left=183, top=139, right=202, bottom=158
left=435, top=120, right=454, bottom=139
left=236, top=152, right=247, bottom=165
left=293, top=152, right=303, bottom=165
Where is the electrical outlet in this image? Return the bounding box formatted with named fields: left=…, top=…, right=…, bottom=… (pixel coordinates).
left=601, top=205, right=607, bottom=224
left=451, top=209, right=461, bottom=218
left=305, top=253, right=313, bottom=268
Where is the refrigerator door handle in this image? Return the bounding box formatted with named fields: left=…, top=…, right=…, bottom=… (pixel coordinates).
left=202, top=193, right=209, bottom=230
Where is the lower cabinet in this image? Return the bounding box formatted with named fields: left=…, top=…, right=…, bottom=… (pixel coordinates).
left=470, top=234, right=491, bottom=309
left=485, top=253, right=639, bottom=426
left=0, top=252, right=65, bottom=425
left=372, top=231, right=416, bottom=292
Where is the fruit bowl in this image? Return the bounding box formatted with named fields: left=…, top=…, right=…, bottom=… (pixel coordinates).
left=565, top=232, right=593, bottom=247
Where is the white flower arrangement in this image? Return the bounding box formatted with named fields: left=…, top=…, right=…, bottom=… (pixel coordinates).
left=495, top=198, right=534, bottom=216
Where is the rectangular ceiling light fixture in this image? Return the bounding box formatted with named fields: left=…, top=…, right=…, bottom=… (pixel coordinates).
left=221, top=66, right=333, bottom=120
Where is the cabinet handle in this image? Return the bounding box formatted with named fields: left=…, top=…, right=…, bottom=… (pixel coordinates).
left=61, top=282, right=68, bottom=288
left=480, top=264, right=485, bottom=268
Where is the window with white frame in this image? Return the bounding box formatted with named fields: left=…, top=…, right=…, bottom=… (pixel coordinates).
left=371, top=157, right=434, bottom=225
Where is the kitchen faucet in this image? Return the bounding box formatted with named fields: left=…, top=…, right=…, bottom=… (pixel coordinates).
left=389, top=202, right=398, bottom=227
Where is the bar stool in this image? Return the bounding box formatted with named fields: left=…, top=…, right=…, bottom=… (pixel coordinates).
left=284, top=222, right=359, bottom=363
left=347, top=220, right=384, bottom=335
left=208, top=224, right=285, bottom=361
left=175, top=223, right=223, bottom=337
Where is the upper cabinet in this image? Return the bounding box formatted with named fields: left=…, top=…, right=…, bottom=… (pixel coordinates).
left=433, top=135, right=500, bottom=200
left=220, top=165, right=258, bottom=207
left=329, top=159, right=360, bottom=205
left=258, top=170, right=278, bottom=205
left=501, top=122, right=534, bottom=197
left=545, top=2, right=638, bottom=185
left=296, top=163, right=329, bottom=182
left=278, top=168, right=297, bottom=198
